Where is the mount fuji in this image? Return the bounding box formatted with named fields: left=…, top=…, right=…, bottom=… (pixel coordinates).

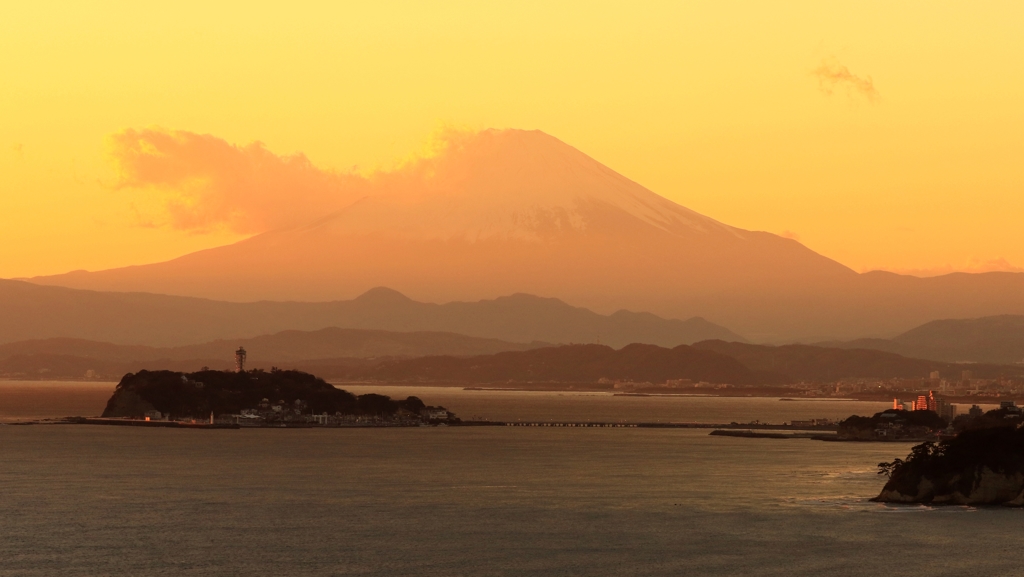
left=28, top=129, right=1024, bottom=340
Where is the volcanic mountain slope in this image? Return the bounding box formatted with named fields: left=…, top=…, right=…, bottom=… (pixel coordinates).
left=28, top=129, right=1024, bottom=340
left=0, top=279, right=741, bottom=348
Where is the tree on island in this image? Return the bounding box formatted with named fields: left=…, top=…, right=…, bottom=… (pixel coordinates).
left=951, top=407, right=1024, bottom=432
left=875, top=425, right=1024, bottom=503
left=839, top=409, right=946, bottom=439
left=102, top=369, right=427, bottom=419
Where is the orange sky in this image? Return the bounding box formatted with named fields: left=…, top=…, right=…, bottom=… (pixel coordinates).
left=1, top=1, right=1022, bottom=279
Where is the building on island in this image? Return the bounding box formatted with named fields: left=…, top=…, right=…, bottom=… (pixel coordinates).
left=421, top=407, right=450, bottom=421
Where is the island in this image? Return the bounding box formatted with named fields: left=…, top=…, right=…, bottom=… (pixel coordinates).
left=836, top=408, right=947, bottom=441
left=97, top=368, right=456, bottom=427
left=873, top=405, right=1024, bottom=505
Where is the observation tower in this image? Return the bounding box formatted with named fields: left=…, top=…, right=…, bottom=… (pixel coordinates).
left=234, top=347, right=247, bottom=372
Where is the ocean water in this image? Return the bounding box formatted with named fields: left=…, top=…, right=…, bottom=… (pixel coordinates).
left=1, top=382, right=1017, bottom=576
left=0, top=380, right=115, bottom=423
left=341, top=385, right=898, bottom=424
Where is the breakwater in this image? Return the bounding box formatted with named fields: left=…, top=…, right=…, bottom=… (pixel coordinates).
left=8, top=417, right=838, bottom=432
left=468, top=421, right=837, bottom=431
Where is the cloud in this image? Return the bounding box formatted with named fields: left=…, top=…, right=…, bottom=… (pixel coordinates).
left=870, top=258, right=1024, bottom=277
left=107, top=126, right=528, bottom=235
left=812, top=58, right=878, bottom=102
left=107, top=128, right=367, bottom=234
left=779, top=230, right=801, bottom=242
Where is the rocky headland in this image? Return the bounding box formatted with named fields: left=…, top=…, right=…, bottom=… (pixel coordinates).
left=874, top=423, right=1024, bottom=505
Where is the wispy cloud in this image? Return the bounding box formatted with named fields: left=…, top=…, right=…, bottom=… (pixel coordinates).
left=106, top=127, right=519, bottom=236
left=107, top=128, right=368, bottom=234
left=812, top=58, right=878, bottom=102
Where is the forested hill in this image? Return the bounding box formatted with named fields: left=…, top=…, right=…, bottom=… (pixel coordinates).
left=342, top=341, right=1024, bottom=385
left=102, top=369, right=426, bottom=419
left=347, top=343, right=774, bottom=385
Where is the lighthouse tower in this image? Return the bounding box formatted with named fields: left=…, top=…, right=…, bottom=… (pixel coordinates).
left=234, top=347, right=247, bottom=373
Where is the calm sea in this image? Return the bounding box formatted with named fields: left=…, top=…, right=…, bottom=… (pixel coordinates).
left=1, top=382, right=1016, bottom=576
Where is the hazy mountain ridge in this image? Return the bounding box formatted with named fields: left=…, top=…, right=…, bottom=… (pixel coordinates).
left=0, top=328, right=544, bottom=364
left=335, top=341, right=1024, bottom=385
left=0, top=328, right=544, bottom=380
left=349, top=343, right=771, bottom=385
left=7, top=331, right=1024, bottom=384
left=691, top=340, right=1023, bottom=381
left=0, top=279, right=741, bottom=348
left=817, top=315, right=1024, bottom=365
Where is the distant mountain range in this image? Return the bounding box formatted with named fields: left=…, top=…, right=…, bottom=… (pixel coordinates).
left=816, top=315, right=1024, bottom=365
left=0, top=279, right=743, bottom=349
left=352, top=343, right=767, bottom=385
left=0, top=328, right=542, bottom=365
left=6, top=330, right=1023, bottom=384
left=25, top=129, right=1024, bottom=340
left=0, top=328, right=540, bottom=380
left=327, top=341, right=1024, bottom=385
left=690, top=341, right=1022, bottom=381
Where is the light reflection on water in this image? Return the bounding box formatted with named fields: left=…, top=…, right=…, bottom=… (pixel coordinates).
left=1, top=382, right=1019, bottom=576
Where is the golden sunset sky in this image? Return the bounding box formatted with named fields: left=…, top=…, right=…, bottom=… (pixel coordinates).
left=2, top=1, right=1022, bottom=279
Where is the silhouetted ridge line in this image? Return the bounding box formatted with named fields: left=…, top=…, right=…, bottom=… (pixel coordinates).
left=691, top=340, right=1024, bottom=381
left=347, top=343, right=773, bottom=385
left=816, top=315, right=1024, bottom=364
left=0, top=279, right=743, bottom=348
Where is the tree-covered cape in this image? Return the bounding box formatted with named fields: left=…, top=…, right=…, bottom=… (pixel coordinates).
left=102, top=369, right=425, bottom=419
left=875, top=423, right=1024, bottom=504
left=840, top=409, right=946, bottom=432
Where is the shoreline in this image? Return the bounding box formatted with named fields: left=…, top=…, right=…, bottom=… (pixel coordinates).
left=4, top=416, right=924, bottom=443
left=1, top=379, right=1013, bottom=407
left=6, top=416, right=840, bottom=432
left=342, top=384, right=1011, bottom=406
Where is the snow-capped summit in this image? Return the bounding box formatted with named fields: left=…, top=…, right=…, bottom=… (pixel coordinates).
left=303, top=129, right=739, bottom=242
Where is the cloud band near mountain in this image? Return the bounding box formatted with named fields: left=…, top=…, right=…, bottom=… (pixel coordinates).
left=107, top=128, right=367, bottom=234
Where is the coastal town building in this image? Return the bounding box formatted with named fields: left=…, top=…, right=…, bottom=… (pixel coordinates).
left=893, top=390, right=956, bottom=421
left=421, top=407, right=450, bottom=421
